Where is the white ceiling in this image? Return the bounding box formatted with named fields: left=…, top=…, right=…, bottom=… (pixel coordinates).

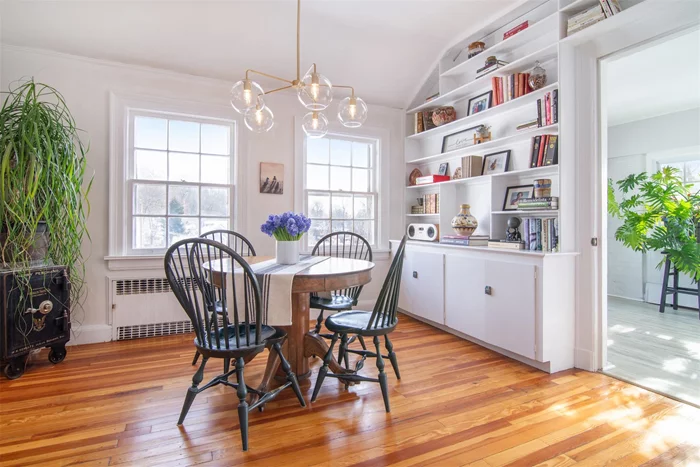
left=606, top=28, right=700, bottom=126
left=0, top=0, right=523, bottom=109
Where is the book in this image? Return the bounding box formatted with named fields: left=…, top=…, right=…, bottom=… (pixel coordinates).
left=537, top=99, right=543, bottom=127
left=422, top=110, right=436, bottom=131
left=545, top=93, right=552, bottom=125
left=440, top=236, right=488, bottom=246
left=503, top=21, right=528, bottom=40
left=537, top=135, right=548, bottom=167
left=425, top=92, right=440, bottom=103
left=416, top=175, right=450, bottom=185
left=530, top=136, right=541, bottom=168
left=461, top=155, right=483, bottom=178
left=517, top=120, right=539, bottom=131
left=607, top=0, right=622, bottom=14
left=568, top=15, right=605, bottom=34
left=414, top=112, right=424, bottom=134
left=599, top=0, right=613, bottom=18
left=552, top=90, right=558, bottom=124
left=544, top=135, right=558, bottom=165
left=488, top=240, right=525, bottom=250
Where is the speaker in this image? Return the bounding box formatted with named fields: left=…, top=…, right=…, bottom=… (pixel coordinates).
left=406, top=223, right=439, bottom=242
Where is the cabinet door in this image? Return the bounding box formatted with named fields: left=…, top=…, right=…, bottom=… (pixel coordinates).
left=397, top=248, right=413, bottom=313
left=445, top=256, right=487, bottom=341
left=406, top=250, right=444, bottom=324
left=484, top=261, right=536, bottom=359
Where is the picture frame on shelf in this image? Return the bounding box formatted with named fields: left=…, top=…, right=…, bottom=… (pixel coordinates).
left=467, top=90, right=493, bottom=116
left=482, top=150, right=511, bottom=175
left=438, top=162, right=450, bottom=176
left=441, top=125, right=482, bottom=153
left=503, top=184, right=534, bottom=211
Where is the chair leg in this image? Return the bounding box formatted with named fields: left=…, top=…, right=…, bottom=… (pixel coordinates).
left=224, top=358, right=230, bottom=375
left=235, top=357, right=249, bottom=451
left=385, top=335, right=400, bottom=380
left=311, top=333, right=339, bottom=403
left=192, top=351, right=200, bottom=366
left=374, top=336, right=390, bottom=413
left=274, top=342, right=306, bottom=407
left=314, top=310, right=325, bottom=334
left=357, top=335, right=367, bottom=351
left=178, top=356, right=208, bottom=425
left=338, top=334, right=349, bottom=370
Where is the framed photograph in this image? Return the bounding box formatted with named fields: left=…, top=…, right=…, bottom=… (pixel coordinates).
left=503, top=184, right=534, bottom=211
left=260, top=162, right=284, bottom=194
left=468, top=90, right=493, bottom=116
left=482, top=150, right=511, bottom=175
left=438, top=162, right=450, bottom=176
left=441, top=125, right=482, bottom=153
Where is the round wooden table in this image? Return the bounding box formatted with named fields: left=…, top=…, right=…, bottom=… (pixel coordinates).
left=204, top=256, right=374, bottom=389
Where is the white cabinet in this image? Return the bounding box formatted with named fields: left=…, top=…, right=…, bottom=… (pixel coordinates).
left=398, top=248, right=445, bottom=325
left=445, top=256, right=536, bottom=359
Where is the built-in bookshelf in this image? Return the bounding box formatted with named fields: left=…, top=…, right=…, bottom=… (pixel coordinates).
left=403, top=0, right=648, bottom=254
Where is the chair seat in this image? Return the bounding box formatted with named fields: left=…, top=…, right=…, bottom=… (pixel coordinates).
left=325, top=310, right=395, bottom=335
left=310, top=294, right=354, bottom=311
left=196, top=324, right=277, bottom=352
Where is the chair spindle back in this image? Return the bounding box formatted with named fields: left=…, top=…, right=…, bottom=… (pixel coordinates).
left=200, top=230, right=256, bottom=257
left=367, top=235, right=407, bottom=330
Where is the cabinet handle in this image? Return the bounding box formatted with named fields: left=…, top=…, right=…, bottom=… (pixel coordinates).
left=412, top=271, right=418, bottom=279
left=484, top=286, right=492, bottom=296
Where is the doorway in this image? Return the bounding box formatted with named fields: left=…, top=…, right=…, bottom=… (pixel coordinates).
left=600, top=28, right=700, bottom=407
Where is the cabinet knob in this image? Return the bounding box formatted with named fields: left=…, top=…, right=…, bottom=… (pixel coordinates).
left=412, top=271, right=418, bottom=279
left=484, top=286, right=492, bottom=296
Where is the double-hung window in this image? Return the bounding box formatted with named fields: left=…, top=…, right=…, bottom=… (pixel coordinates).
left=128, top=112, right=235, bottom=254
left=659, top=159, right=700, bottom=192
left=303, top=134, right=379, bottom=249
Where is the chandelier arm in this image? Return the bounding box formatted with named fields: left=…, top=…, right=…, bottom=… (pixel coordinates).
left=333, top=84, right=356, bottom=97
left=264, top=85, right=293, bottom=95
left=245, top=69, right=293, bottom=84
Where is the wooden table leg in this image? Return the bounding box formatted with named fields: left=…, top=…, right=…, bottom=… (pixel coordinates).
left=276, top=292, right=312, bottom=381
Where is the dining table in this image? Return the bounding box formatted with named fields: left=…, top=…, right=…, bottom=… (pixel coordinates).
left=203, top=255, right=375, bottom=393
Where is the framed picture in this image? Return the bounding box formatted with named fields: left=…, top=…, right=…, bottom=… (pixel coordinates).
left=482, top=150, right=511, bottom=175
left=260, top=162, right=284, bottom=194
left=503, top=184, right=534, bottom=211
left=441, top=125, right=482, bottom=153
left=468, top=90, right=493, bottom=116
left=438, top=162, right=450, bottom=176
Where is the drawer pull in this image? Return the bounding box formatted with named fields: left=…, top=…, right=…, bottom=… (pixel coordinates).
left=484, top=286, right=492, bottom=296
left=412, top=271, right=418, bottom=279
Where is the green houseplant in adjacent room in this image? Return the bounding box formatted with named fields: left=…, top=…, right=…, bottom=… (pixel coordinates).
left=0, top=79, right=93, bottom=332
left=608, top=166, right=700, bottom=281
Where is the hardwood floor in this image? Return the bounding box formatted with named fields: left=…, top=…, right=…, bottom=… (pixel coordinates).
left=606, top=296, right=700, bottom=407
left=1, top=314, right=699, bottom=466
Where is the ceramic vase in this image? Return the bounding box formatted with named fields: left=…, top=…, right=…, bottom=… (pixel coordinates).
left=276, top=240, right=299, bottom=265
left=451, top=204, right=478, bottom=237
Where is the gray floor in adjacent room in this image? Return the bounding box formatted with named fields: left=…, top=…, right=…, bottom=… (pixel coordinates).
left=605, top=296, right=700, bottom=407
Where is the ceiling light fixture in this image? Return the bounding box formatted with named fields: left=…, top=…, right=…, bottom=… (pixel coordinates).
left=229, top=0, right=368, bottom=138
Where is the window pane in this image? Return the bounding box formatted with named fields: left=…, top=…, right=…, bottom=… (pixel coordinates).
left=168, top=185, right=199, bottom=215
left=330, top=139, right=352, bottom=166
left=354, top=195, right=374, bottom=219
left=330, top=166, right=351, bottom=191
left=307, top=138, right=329, bottom=164
left=135, top=150, right=167, bottom=180
left=354, top=220, right=374, bottom=245
left=201, top=218, right=229, bottom=233
left=307, top=164, right=329, bottom=190
left=308, top=193, right=330, bottom=218
left=352, top=168, right=369, bottom=192
left=201, top=187, right=229, bottom=216
left=134, top=117, right=167, bottom=150
left=134, top=217, right=166, bottom=249
left=201, top=124, right=230, bottom=155
left=685, top=161, right=700, bottom=182
left=332, top=220, right=353, bottom=233
left=352, top=142, right=370, bottom=168
left=134, top=184, right=166, bottom=215
left=201, top=155, right=229, bottom=184
left=661, top=162, right=684, bottom=175
left=308, top=220, right=330, bottom=248
left=169, top=152, right=200, bottom=182
left=168, top=217, right=199, bottom=245
left=169, top=120, right=200, bottom=153
left=331, top=193, right=353, bottom=219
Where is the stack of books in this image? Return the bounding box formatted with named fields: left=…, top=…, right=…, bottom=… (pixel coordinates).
left=518, top=196, right=559, bottom=211
left=461, top=156, right=483, bottom=178
left=440, top=235, right=488, bottom=246
left=503, top=21, right=528, bottom=40
left=488, top=240, right=525, bottom=250
left=411, top=205, right=424, bottom=214
left=523, top=218, right=559, bottom=252
left=476, top=60, right=509, bottom=79
left=422, top=193, right=440, bottom=214
left=413, top=109, right=437, bottom=134
left=567, top=3, right=608, bottom=35
left=492, top=73, right=532, bottom=105
left=536, top=90, right=558, bottom=127
left=530, top=134, right=558, bottom=167
left=416, top=175, right=450, bottom=185
left=516, top=119, right=539, bottom=131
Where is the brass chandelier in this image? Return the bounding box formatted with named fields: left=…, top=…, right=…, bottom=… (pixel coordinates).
left=229, top=0, right=368, bottom=138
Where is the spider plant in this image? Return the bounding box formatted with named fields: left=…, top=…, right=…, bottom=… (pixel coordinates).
left=0, top=79, right=93, bottom=327
left=608, top=166, right=700, bottom=280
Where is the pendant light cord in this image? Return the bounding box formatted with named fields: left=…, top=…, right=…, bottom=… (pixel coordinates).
left=297, top=0, right=301, bottom=81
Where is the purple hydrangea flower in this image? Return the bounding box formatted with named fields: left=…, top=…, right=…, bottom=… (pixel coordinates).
left=260, top=211, right=311, bottom=240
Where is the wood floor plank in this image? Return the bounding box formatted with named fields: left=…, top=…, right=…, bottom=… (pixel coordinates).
left=1, top=314, right=698, bottom=467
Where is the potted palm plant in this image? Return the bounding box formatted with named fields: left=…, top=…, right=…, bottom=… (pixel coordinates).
left=608, top=166, right=700, bottom=281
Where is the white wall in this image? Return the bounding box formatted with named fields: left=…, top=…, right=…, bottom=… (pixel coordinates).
left=607, top=108, right=700, bottom=305
left=1, top=45, right=405, bottom=343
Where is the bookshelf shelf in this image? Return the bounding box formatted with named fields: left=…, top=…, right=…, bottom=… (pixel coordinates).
left=407, top=82, right=559, bottom=141
left=560, top=0, right=648, bottom=46
left=491, top=164, right=559, bottom=179
left=560, top=0, right=600, bottom=14
left=492, top=210, right=560, bottom=215
left=406, top=213, right=439, bottom=217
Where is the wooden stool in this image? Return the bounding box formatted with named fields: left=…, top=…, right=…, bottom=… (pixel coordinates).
left=659, top=255, right=700, bottom=319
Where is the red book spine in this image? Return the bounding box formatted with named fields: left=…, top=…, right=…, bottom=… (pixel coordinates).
left=545, top=93, right=552, bottom=125
left=503, top=21, right=529, bottom=39
left=537, top=135, right=549, bottom=167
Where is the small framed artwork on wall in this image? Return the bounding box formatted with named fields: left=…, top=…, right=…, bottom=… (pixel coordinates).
left=260, top=162, right=284, bottom=194
left=503, top=185, right=534, bottom=211
left=467, top=91, right=493, bottom=116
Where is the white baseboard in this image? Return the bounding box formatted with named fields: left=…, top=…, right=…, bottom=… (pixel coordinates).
left=575, top=347, right=596, bottom=371
left=68, top=324, right=113, bottom=346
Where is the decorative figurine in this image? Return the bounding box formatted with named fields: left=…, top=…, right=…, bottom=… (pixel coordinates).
left=506, top=216, right=522, bottom=242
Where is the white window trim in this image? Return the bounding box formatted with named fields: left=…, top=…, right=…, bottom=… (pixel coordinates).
left=294, top=118, right=391, bottom=255
left=107, top=93, right=246, bottom=269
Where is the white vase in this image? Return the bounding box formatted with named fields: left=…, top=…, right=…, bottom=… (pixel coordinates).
left=276, top=240, right=299, bottom=265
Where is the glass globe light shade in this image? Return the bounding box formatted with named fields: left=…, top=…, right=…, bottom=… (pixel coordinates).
left=297, top=72, right=332, bottom=110
left=244, top=100, right=274, bottom=133
left=337, top=96, right=368, bottom=128
left=302, top=111, right=329, bottom=138
left=230, top=79, right=264, bottom=114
